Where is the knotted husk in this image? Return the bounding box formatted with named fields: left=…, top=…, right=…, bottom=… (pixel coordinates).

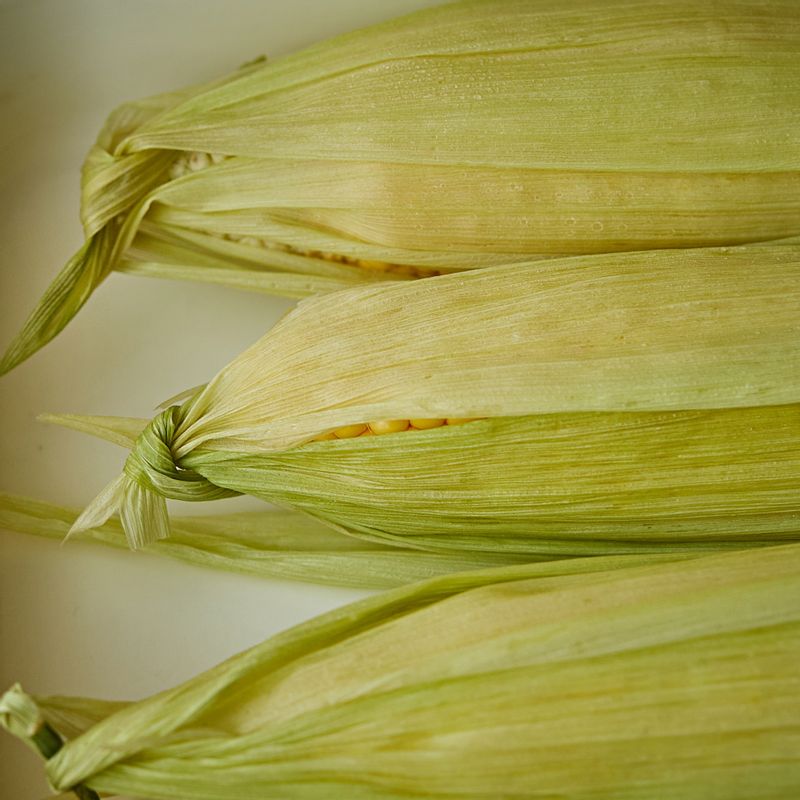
left=3, top=0, right=800, bottom=373
left=64, top=245, right=800, bottom=553
left=3, top=544, right=799, bottom=798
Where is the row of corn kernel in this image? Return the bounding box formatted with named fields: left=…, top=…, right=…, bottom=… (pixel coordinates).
left=313, top=418, right=480, bottom=442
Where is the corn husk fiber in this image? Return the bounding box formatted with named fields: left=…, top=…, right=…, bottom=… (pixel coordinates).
left=3, top=544, right=799, bottom=798
left=66, top=245, right=800, bottom=551
left=4, top=0, right=800, bottom=374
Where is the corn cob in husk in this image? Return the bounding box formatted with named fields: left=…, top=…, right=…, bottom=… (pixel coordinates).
left=3, top=544, right=799, bottom=799
left=4, top=0, right=800, bottom=374
left=61, top=245, right=800, bottom=553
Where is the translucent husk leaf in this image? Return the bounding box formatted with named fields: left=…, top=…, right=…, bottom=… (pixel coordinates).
left=4, top=0, right=800, bottom=373
left=3, top=544, right=799, bottom=798
left=68, top=245, right=800, bottom=549
left=38, top=413, right=147, bottom=449
left=0, top=491, right=550, bottom=589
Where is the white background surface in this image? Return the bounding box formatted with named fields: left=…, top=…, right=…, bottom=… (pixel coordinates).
left=0, top=1, right=438, bottom=796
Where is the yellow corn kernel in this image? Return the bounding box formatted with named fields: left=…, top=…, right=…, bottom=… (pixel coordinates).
left=368, top=419, right=410, bottom=435
left=313, top=417, right=484, bottom=442
left=333, top=423, right=368, bottom=439
left=187, top=151, right=210, bottom=172
left=410, top=418, right=445, bottom=430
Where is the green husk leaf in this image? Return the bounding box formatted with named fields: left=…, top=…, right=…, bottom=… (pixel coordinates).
left=39, top=413, right=148, bottom=450
left=4, top=544, right=799, bottom=798
left=187, top=405, right=800, bottom=556
left=5, top=0, right=800, bottom=373
left=0, top=492, right=545, bottom=589
left=0, top=232, right=113, bottom=377
left=37, top=696, right=131, bottom=743
left=127, top=0, right=800, bottom=171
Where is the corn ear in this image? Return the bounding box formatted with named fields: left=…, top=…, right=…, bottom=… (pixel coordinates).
left=4, top=0, right=800, bottom=373
left=3, top=544, right=799, bottom=798
left=63, top=245, right=800, bottom=552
